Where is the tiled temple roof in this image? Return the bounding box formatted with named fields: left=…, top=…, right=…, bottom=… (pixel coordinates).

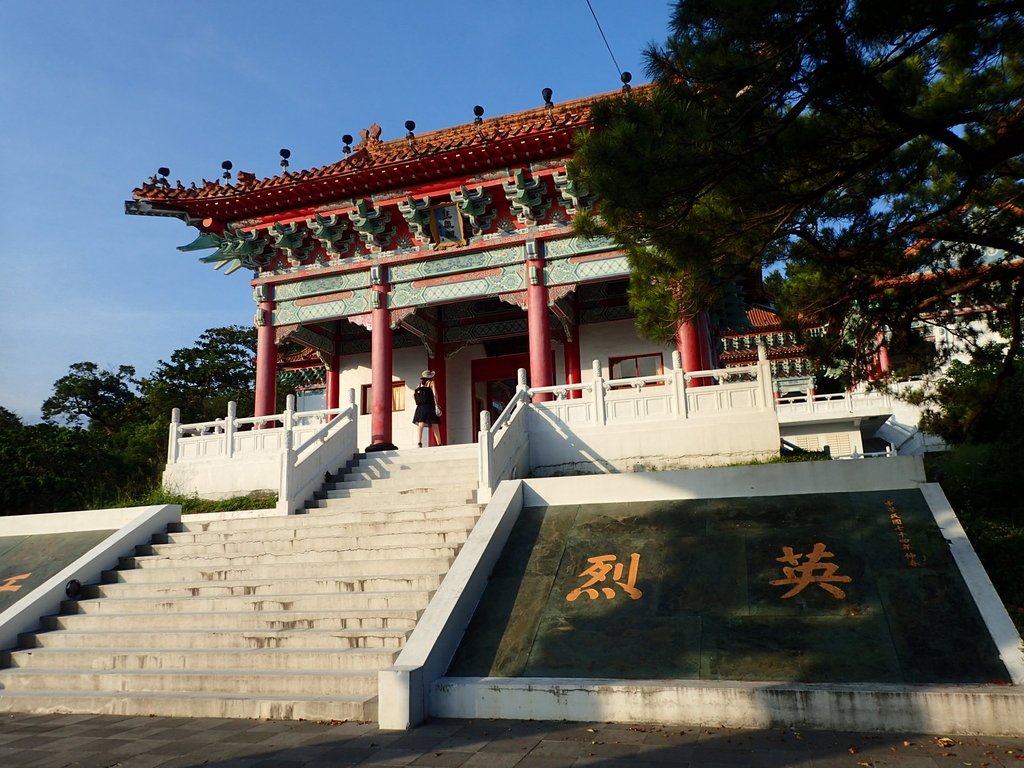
left=130, top=90, right=628, bottom=225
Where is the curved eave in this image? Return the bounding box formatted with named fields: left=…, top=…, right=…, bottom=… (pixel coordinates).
left=132, top=106, right=600, bottom=225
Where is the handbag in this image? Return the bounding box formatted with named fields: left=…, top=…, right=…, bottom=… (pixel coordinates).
left=435, top=405, right=442, bottom=417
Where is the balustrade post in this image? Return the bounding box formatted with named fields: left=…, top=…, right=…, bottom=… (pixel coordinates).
left=167, top=408, right=181, bottom=465
left=285, top=394, right=295, bottom=432
left=478, top=410, right=493, bottom=503
left=591, top=360, right=607, bottom=426
left=756, top=341, right=774, bottom=411
left=671, top=351, right=686, bottom=419
left=277, top=413, right=296, bottom=515
left=225, top=401, right=237, bottom=458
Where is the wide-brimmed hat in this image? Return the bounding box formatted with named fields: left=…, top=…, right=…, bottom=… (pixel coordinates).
left=421, top=370, right=435, bottom=379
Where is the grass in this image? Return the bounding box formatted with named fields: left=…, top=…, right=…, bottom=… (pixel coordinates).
left=925, top=444, right=1024, bottom=634
left=121, top=486, right=277, bottom=515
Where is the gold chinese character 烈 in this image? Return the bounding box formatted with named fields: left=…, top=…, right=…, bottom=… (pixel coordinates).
left=769, top=543, right=851, bottom=600
left=0, top=572, right=32, bottom=593
left=566, top=553, right=642, bottom=601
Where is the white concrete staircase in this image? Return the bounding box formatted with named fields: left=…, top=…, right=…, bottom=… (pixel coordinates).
left=0, top=443, right=480, bottom=721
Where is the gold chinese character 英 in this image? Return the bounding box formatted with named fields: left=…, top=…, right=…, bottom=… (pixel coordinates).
left=0, top=572, right=32, bottom=593
left=769, top=543, right=851, bottom=600
left=566, top=553, right=642, bottom=601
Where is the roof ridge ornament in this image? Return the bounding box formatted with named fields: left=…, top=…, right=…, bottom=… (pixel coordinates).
left=358, top=124, right=383, bottom=159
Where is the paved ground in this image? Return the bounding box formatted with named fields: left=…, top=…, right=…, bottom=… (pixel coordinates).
left=0, top=714, right=1021, bottom=768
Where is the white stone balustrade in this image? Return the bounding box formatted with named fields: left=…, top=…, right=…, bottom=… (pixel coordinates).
left=478, top=346, right=780, bottom=499
left=163, top=391, right=359, bottom=511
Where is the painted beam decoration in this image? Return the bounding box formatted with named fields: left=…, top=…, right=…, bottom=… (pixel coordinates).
left=390, top=264, right=525, bottom=309
left=449, top=185, right=496, bottom=235
left=347, top=198, right=395, bottom=251
left=130, top=90, right=648, bottom=367
left=306, top=213, right=356, bottom=259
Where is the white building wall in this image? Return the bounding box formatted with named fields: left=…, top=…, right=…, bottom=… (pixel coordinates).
left=579, top=319, right=675, bottom=379
left=780, top=422, right=863, bottom=456
left=340, top=346, right=436, bottom=450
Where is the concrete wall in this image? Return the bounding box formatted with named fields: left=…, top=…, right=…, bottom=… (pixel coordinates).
left=163, top=453, right=281, bottom=500
left=398, top=458, right=1024, bottom=735
left=528, top=410, right=781, bottom=476
left=780, top=421, right=864, bottom=456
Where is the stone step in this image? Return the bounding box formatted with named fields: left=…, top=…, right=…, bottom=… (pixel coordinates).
left=120, top=543, right=462, bottom=569
left=317, top=486, right=476, bottom=504
left=43, top=608, right=422, bottom=633
left=0, top=441, right=481, bottom=723
left=85, top=572, right=443, bottom=599
left=0, top=689, right=377, bottom=721
left=0, top=667, right=381, bottom=696
left=21, top=627, right=411, bottom=651
left=327, top=474, right=477, bottom=491
left=64, top=589, right=434, bottom=615
left=359, top=444, right=478, bottom=462
left=138, top=528, right=469, bottom=557
left=172, top=505, right=481, bottom=532
left=103, top=556, right=454, bottom=584
left=159, top=515, right=479, bottom=544
left=346, top=461, right=479, bottom=479
left=4, top=647, right=397, bottom=676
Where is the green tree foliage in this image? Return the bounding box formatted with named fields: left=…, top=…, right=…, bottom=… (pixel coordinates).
left=571, top=0, right=1024, bottom=382
left=909, top=343, right=1024, bottom=443
left=1, top=326, right=259, bottom=514
left=0, top=420, right=133, bottom=514
left=41, top=362, right=140, bottom=434
left=140, top=326, right=256, bottom=423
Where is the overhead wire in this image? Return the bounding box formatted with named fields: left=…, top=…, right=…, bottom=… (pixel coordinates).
left=585, top=0, right=623, bottom=78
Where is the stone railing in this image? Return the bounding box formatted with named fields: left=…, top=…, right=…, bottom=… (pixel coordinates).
left=164, top=391, right=359, bottom=513
left=477, top=371, right=532, bottom=504
left=478, top=346, right=778, bottom=500
left=775, top=388, right=893, bottom=423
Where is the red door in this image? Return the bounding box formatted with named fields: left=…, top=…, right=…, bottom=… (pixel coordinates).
left=471, top=353, right=531, bottom=438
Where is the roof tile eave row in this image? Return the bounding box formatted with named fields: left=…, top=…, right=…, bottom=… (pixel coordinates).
left=131, top=88, right=630, bottom=212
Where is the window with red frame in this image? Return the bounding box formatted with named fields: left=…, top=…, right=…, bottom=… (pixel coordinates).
left=360, top=381, right=405, bottom=415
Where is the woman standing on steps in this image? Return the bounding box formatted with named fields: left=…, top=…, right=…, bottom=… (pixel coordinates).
left=412, top=370, right=443, bottom=447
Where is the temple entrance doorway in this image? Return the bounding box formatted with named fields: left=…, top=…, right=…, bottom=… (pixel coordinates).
left=471, top=352, right=530, bottom=438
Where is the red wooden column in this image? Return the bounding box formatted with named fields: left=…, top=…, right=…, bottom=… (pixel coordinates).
left=671, top=315, right=704, bottom=387
left=370, top=268, right=394, bottom=448
left=325, top=353, right=340, bottom=411
left=427, top=343, right=447, bottom=446
left=254, top=286, right=277, bottom=418
left=876, top=332, right=891, bottom=377
left=675, top=312, right=713, bottom=387
left=564, top=332, right=582, bottom=399
left=526, top=240, right=554, bottom=402
left=562, top=293, right=582, bottom=399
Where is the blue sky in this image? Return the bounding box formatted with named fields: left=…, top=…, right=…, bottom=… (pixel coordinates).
left=0, top=1, right=671, bottom=422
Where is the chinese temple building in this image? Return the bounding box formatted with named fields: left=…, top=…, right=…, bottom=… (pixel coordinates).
left=128, top=90, right=721, bottom=450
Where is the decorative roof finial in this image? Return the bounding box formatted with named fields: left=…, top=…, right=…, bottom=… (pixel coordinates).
left=621, top=71, right=632, bottom=93
left=342, top=134, right=353, bottom=156
left=405, top=120, right=416, bottom=140
left=221, top=160, right=232, bottom=180
left=542, top=87, right=554, bottom=109
left=473, top=105, right=484, bottom=125
left=279, top=148, right=290, bottom=170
